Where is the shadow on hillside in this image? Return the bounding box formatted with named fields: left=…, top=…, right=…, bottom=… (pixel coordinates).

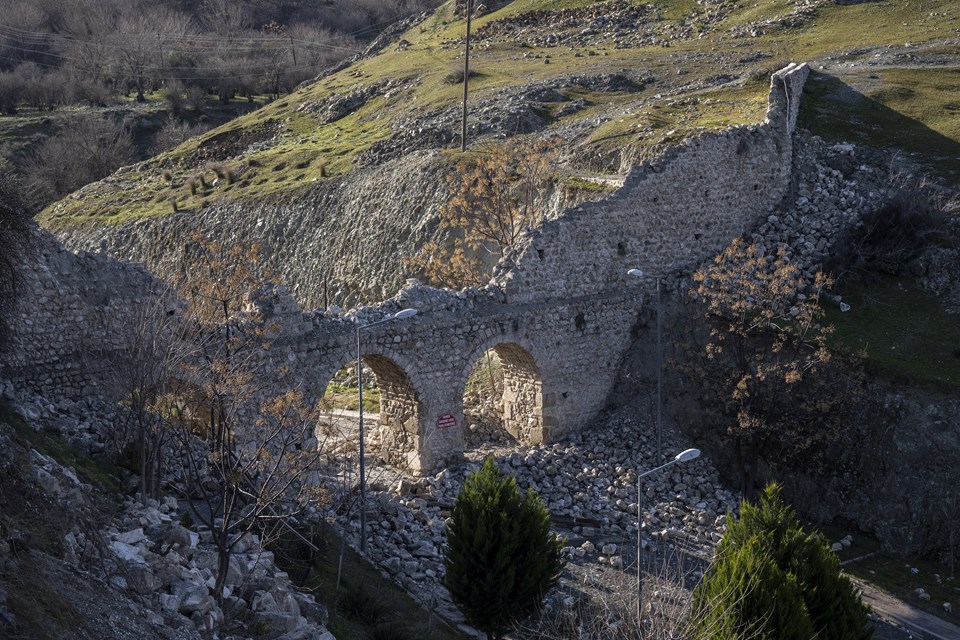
left=797, top=71, right=960, bottom=185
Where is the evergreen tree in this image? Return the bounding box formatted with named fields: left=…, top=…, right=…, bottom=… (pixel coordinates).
left=444, top=456, right=564, bottom=640
left=690, top=483, right=873, bottom=640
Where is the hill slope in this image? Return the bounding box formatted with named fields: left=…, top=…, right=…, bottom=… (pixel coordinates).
left=39, top=0, right=960, bottom=305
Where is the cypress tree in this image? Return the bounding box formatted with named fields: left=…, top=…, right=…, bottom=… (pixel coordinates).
left=444, top=456, right=564, bottom=640
left=690, top=483, right=873, bottom=640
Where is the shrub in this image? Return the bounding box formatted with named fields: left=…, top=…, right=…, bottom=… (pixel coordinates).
left=339, top=582, right=387, bottom=624
left=444, top=456, right=564, bottom=640
left=690, top=483, right=873, bottom=640
left=24, top=115, right=135, bottom=207
left=827, top=172, right=955, bottom=283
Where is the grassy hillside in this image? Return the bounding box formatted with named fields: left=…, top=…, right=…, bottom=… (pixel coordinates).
left=38, top=0, right=960, bottom=228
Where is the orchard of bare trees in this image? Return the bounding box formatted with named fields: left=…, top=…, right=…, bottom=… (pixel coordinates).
left=0, top=0, right=441, bottom=208
left=0, top=0, right=440, bottom=109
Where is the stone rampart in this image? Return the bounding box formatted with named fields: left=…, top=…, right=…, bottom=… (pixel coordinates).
left=1, top=230, right=159, bottom=399
left=493, top=63, right=809, bottom=303
left=8, top=65, right=811, bottom=474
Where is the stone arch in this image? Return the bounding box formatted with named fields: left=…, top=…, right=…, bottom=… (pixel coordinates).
left=460, top=338, right=545, bottom=445
left=313, top=344, right=424, bottom=472
left=362, top=353, right=422, bottom=470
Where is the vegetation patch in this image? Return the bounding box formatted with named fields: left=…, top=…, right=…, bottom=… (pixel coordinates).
left=824, top=276, right=960, bottom=387
left=34, top=0, right=960, bottom=228
left=323, top=385, right=381, bottom=413
left=799, top=68, right=960, bottom=185
left=0, top=399, right=120, bottom=493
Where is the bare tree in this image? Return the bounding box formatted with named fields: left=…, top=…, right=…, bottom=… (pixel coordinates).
left=24, top=114, right=135, bottom=206
left=406, top=138, right=559, bottom=289
left=685, top=238, right=863, bottom=498
left=167, top=235, right=328, bottom=600
left=105, top=288, right=192, bottom=502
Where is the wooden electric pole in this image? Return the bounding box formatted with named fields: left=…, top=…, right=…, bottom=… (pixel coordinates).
left=461, top=0, right=474, bottom=152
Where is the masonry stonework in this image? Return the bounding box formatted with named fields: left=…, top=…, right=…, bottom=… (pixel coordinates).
left=5, top=64, right=809, bottom=474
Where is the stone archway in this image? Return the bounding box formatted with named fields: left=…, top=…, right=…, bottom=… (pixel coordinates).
left=362, top=353, right=422, bottom=471
left=461, top=341, right=545, bottom=445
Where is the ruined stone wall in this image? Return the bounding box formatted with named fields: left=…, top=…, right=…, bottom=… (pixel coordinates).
left=494, top=63, right=809, bottom=304
left=1, top=230, right=157, bottom=399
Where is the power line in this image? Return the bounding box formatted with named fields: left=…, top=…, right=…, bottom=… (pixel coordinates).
left=0, top=25, right=362, bottom=54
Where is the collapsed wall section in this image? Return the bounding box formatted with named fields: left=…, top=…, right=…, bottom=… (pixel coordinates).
left=493, top=63, right=810, bottom=303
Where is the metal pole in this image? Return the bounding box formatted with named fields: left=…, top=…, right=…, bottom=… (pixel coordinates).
left=461, top=0, right=472, bottom=152
left=357, top=325, right=366, bottom=554
left=636, top=457, right=680, bottom=624
left=637, top=473, right=643, bottom=623
left=656, top=277, right=662, bottom=466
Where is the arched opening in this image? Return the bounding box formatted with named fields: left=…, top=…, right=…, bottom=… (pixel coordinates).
left=462, top=343, right=544, bottom=448
left=318, top=354, right=421, bottom=474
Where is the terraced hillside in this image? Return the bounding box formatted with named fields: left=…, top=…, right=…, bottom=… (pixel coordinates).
left=39, top=0, right=960, bottom=305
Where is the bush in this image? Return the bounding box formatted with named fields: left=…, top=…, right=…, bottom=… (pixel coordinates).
left=827, top=173, right=954, bottom=283
left=339, top=582, right=387, bottom=624
left=690, top=483, right=873, bottom=640
left=444, top=456, right=564, bottom=640
left=24, top=115, right=135, bottom=207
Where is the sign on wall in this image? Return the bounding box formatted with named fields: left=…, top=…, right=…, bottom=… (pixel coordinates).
left=436, top=412, right=457, bottom=429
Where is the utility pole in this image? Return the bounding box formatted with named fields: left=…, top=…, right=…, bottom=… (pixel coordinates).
left=461, top=0, right=474, bottom=152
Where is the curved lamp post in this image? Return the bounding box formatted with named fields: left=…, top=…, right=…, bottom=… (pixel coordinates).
left=356, top=308, right=417, bottom=553
left=628, top=268, right=663, bottom=465
left=636, top=447, right=701, bottom=620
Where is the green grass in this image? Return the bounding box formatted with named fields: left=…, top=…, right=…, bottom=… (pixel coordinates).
left=270, top=523, right=467, bottom=640
left=815, top=523, right=960, bottom=626
left=323, top=385, right=381, bottom=413
left=846, top=555, right=960, bottom=625
left=35, top=0, right=960, bottom=228
left=585, top=80, right=769, bottom=166
left=823, top=276, right=960, bottom=387
left=799, top=68, right=960, bottom=184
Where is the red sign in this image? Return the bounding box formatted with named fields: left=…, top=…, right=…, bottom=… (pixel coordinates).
left=436, top=412, right=457, bottom=429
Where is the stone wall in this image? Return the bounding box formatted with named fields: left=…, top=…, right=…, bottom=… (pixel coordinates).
left=493, top=63, right=809, bottom=303
left=1, top=229, right=157, bottom=399
left=8, top=64, right=814, bottom=476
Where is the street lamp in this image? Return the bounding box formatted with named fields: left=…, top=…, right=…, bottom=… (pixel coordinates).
left=356, top=307, right=417, bottom=553
left=636, top=447, right=701, bottom=621
left=628, top=268, right=663, bottom=465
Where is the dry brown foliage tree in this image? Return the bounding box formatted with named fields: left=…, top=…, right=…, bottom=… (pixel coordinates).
left=164, top=236, right=329, bottom=600
left=687, top=238, right=861, bottom=498
left=406, top=138, right=558, bottom=289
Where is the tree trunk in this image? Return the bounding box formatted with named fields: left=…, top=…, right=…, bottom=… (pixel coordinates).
left=215, top=530, right=230, bottom=603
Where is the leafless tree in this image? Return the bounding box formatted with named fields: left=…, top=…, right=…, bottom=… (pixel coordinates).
left=105, top=288, right=192, bottom=502
left=24, top=114, right=135, bottom=206
left=165, top=235, right=329, bottom=600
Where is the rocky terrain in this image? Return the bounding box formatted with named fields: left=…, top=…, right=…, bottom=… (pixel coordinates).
left=4, top=1, right=960, bottom=638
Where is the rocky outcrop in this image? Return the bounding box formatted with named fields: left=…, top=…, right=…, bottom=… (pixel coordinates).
left=54, top=151, right=453, bottom=309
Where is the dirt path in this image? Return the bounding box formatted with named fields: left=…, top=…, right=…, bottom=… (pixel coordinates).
left=854, top=579, right=960, bottom=640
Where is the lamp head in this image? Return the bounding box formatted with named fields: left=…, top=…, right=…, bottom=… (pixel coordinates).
left=675, top=448, right=700, bottom=463
left=393, top=308, right=417, bottom=320
left=627, top=269, right=644, bottom=278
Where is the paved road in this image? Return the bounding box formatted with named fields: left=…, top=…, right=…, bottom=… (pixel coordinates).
left=854, top=579, right=960, bottom=640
